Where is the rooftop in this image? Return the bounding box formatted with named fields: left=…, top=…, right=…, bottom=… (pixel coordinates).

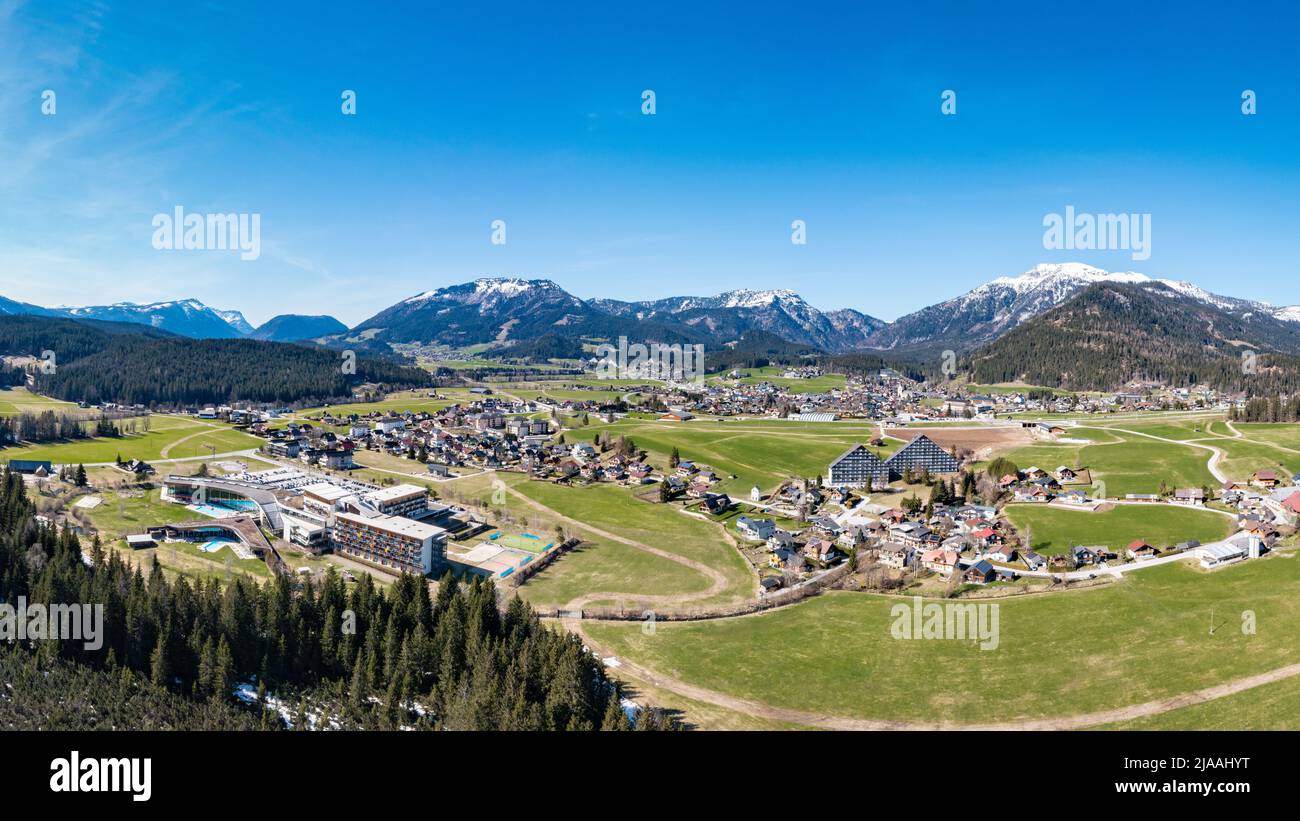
left=363, top=483, right=429, bottom=504
left=336, top=510, right=446, bottom=540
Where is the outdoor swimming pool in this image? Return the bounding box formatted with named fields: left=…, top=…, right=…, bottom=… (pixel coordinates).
left=191, top=503, right=239, bottom=518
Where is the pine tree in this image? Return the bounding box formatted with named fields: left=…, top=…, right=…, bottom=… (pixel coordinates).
left=601, top=693, right=629, bottom=730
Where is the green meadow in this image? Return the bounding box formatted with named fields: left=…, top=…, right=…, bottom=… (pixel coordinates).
left=720, top=366, right=848, bottom=394
left=0, top=387, right=80, bottom=415
left=511, top=480, right=754, bottom=609
left=567, top=417, right=897, bottom=494
left=1102, top=672, right=1300, bottom=730
left=1004, top=503, right=1233, bottom=556
left=0, top=416, right=262, bottom=464
left=1005, top=427, right=1215, bottom=496
left=584, top=555, right=1300, bottom=726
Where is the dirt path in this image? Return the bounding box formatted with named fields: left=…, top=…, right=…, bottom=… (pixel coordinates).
left=504, top=486, right=736, bottom=610
left=1079, top=424, right=1229, bottom=484
left=157, top=420, right=228, bottom=459
left=574, top=620, right=1300, bottom=730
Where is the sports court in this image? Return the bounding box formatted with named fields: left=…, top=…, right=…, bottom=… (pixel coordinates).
left=489, top=532, right=554, bottom=554
left=449, top=541, right=536, bottom=578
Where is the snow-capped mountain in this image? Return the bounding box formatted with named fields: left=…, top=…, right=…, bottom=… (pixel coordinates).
left=214, top=308, right=255, bottom=335
left=0, top=294, right=258, bottom=338
left=60, top=299, right=249, bottom=339
left=5, top=264, right=1298, bottom=354
left=591, top=288, right=885, bottom=352
left=0, top=295, right=60, bottom=317
left=352, top=277, right=699, bottom=347
left=970, top=278, right=1300, bottom=390
left=862, top=262, right=1300, bottom=353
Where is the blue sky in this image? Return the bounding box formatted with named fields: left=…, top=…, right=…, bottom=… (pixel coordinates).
left=1, top=0, right=1298, bottom=327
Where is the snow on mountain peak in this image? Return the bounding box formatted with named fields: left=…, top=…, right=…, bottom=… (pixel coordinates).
left=986, top=263, right=1150, bottom=293
left=404, top=277, right=560, bottom=305
left=717, top=288, right=803, bottom=309
left=472, top=277, right=557, bottom=296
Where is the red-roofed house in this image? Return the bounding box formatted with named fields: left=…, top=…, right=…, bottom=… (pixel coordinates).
left=1252, top=470, right=1279, bottom=489
left=1126, top=540, right=1158, bottom=561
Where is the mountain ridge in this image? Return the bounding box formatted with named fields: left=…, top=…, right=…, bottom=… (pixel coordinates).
left=966, top=280, right=1300, bottom=392
left=4, top=264, right=1298, bottom=355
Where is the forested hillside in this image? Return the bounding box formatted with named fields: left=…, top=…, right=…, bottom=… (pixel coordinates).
left=0, top=471, right=667, bottom=730
left=0, top=316, right=427, bottom=407
left=966, top=282, right=1300, bottom=393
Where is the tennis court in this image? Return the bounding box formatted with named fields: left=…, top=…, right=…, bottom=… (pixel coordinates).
left=489, top=532, right=553, bottom=554
left=450, top=541, right=535, bottom=578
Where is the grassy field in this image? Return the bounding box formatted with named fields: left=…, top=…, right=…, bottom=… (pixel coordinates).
left=439, top=473, right=753, bottom=610
left=1231, top=422, right=1300, bottom=450
left=440, top=473, right=711, bottom=608
left=566, top=417, right=896, bottom=494
left=722, top=366, right=848, bottom=394
left=123, top=537, right=271, bottom=581
left=584, top=554, right=1300, bottom=726
left=1102, top=420, right=1215, bottom=441
left=0, top=416, right=261, bottom=464
left=1213, top=438, right=1300, bottom=482
left=1102, top=671, right=1300, bottom=729
left=1003, top=503, right=1233, bottom=556
left=0, top=387, right=80, bottom=415
left=81, top=486, right=197, bottom=537
left=1004, top=427, right=1215, bottom=496
left=74, top=486, right=271, bottom=583
left=510, top=480, right=754, bottom=610
left=292, top=388, right=488, bottom=418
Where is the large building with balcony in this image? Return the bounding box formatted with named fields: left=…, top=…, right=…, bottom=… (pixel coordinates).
left=332, top=510, right=447, bottom=575
left=884, top=434, right=960, bottom=477
left=826, top=445, right=890, bottom=489
left=361, top=484, right=430, bottom=519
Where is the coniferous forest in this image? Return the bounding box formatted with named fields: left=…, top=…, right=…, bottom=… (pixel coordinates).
left=967, top=282, right=1300, bottom=393
left=0, top=471, right=667, bottom=731
left=0, top=315, right=428, bottom=408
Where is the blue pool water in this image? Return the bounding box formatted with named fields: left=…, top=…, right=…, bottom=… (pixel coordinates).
left=191, top=503, right=237, bottom=518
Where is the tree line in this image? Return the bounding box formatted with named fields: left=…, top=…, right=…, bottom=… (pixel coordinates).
left=0, top=471, right=674, bottom=730
left=1, top=315, right=428, bottom=408
left=1231, top=394, right=1300, bottom=422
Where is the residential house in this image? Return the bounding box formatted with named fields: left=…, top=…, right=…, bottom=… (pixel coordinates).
left=737, top=516, right=776, bottom=541
left=1252, top=469, right=1279, bottom=489
left=1126, top=540, right=1159, bottom=561
left=878, top=541, right=914, bottom=569
left=963, top=559, right=996, bottom=584
left=987, top=544, right=1017, bottom=563
left=920, top=549, right=960, bottom=577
